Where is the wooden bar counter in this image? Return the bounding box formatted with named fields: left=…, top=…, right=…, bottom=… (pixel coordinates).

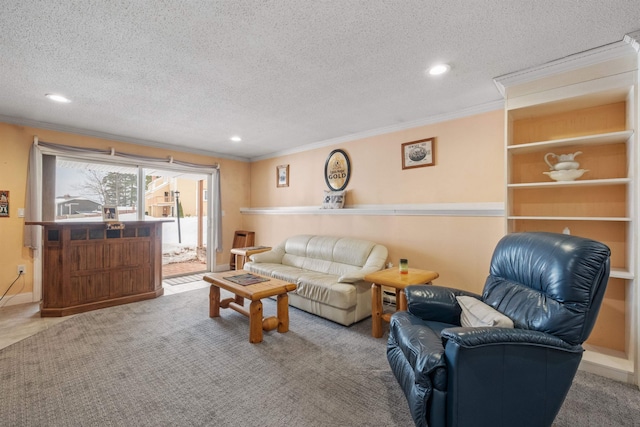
left=27, top=220, right=169, bottom=317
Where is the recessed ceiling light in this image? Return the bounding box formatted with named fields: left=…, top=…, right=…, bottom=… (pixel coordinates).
left=45, top=93, right=71, bottom=103
left=230, top=136, right=242, bottom=142
left=428, top=64, right=451, bottom=76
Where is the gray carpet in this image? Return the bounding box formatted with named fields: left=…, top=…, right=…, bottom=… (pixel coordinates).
left=1, top=287, right=639, bottom=427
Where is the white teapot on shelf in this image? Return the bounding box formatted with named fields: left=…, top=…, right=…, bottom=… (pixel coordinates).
left=544, top=151, right=582, bottom=171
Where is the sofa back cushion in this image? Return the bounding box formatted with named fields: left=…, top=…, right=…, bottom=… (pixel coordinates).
left=282, top=235, right=315, bottom=268
left=280, top=235, right=380, bottom=276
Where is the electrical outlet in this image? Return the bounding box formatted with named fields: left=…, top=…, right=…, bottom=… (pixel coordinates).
left=17, top=265, right=25, bottom=275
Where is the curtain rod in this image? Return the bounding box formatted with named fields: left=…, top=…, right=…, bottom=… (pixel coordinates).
left=33, top=136, right=220, bottom=170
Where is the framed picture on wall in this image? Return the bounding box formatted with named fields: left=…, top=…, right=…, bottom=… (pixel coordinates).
left=402, top=137, right=435, bottom=169
left=277, top=164, right=289, bottom=187
left=324, top=149, right=351, bottom=191
left=0, top=190, right=9, bottom=217
left=102, top=206, right=118, bottom=222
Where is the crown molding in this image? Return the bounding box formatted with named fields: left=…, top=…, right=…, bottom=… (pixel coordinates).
left=0, top=114, right=249, bottom=162
left=494, top=33, right=640, bottom=98
left=1, top=100, right=504, bottom=164
left=248, top=100, right=504, bottom=161
left=624, top=30, right=640, bottom=52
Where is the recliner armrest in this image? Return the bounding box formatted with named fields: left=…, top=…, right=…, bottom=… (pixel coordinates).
left=441, top=326, right=582, bottom=352
left=406, top=285, right=481, bottom=324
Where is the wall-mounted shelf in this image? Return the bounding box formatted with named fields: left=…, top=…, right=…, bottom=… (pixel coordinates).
left=507, top=216, right=631, bottom=221
left=241, top=202, right=505, bottom=217
left=507, top=130, right=634, bottom=153
left=507, top=178, right=632, bottom=188
left=501, top=66, right=638, bottom=386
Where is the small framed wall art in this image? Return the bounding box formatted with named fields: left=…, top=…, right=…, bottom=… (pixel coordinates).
left=102, top=206, right=118, bottom=222
left=277, top=164, right=289, bottom=187
left=0, top=190, right=9, bottom=217
left=402, top=137, right=435, bottom=169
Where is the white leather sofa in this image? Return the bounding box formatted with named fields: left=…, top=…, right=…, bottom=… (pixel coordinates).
left=243, top=235, right=388, bottom=326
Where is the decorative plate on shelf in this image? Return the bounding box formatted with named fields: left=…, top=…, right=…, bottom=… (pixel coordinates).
left=543, top=169, right=588, bottom=181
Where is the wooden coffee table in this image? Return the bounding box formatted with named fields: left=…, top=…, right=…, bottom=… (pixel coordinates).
left=203, top=270, right=296, bottom=343
left=365, top=268, right=439, bottom=338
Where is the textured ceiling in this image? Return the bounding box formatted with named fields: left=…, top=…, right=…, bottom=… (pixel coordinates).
left=1, top=1, right=640, bottom=161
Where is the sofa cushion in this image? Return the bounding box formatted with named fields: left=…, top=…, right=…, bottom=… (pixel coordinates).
left=244, top=264, right=358, bottom=310
left=295, top=272, right=357, bottom=309
left=280, top=235, right=380, bottom=277
left=332, top=238, right=376, bottom=267
left=281, top=235, right=336, bottom=269
left=244, top=263, right=303, bottom=284
left=456, top=296, right=514, bottom=328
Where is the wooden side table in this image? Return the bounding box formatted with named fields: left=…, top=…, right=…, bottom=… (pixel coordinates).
left=365, top=268, right=439, bottom=338
left=230, top=246, right=271, bottom=270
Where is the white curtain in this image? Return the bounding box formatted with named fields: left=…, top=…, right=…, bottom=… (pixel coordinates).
left=23, top=141, right=42, bottom=248
left=213, top=168, right=223, bottom=252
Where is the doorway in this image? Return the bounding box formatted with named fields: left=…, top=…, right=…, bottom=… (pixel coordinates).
left=143, top=170, right=209, bottom=278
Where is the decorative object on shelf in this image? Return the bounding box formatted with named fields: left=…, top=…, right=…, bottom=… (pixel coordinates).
left=106, top=222, right=125, bottom=230
left=543, top=151, right=587, bottom=181
left=544, top=151, right=582, bottom=170
left=402, top=137, right=435, bottom=169
left=101, top=205, right=118, bottom=221
left=321, top=190, right=346, bottom=209
left=543, top=169, right=588, bottom=181
left=324, top=149, right=351, bottom=191
left=276, top=164, right=289, bottom=188
left=0, top=190, right=9, bottom=217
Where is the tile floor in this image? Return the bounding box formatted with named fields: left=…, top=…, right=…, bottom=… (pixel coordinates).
left=0, top=279, right=210, bottom=351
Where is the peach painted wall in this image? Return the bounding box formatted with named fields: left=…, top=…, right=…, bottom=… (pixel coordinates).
left=0, top=122, right=250, bottom=302
left=244, top=109, right=507, bottom=292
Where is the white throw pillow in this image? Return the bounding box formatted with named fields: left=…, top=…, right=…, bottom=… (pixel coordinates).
left=321, top=190, right=346, bottom=209
left=456, top=296, right=514, bottom=328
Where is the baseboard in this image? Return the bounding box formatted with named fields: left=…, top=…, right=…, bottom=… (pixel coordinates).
left=579, top=358, right=636, bottom=385
left=0, top=292, right=36, bottom=308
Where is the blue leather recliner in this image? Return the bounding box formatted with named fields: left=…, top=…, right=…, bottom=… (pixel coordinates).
left=387, top=232, right=610, bottom=427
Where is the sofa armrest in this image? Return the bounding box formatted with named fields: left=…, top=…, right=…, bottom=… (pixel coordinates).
left=406, top=285, right=481, bottom=324
left=249, top=246, right=285, bottom=264
left=339, top=266, right=382, bottom=283
left=338, top=243, right=388, bottom=283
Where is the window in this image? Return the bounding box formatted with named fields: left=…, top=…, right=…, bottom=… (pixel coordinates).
left=26, top=139, right=222, bottom=285
left=56, top=159, right=138, bottom=221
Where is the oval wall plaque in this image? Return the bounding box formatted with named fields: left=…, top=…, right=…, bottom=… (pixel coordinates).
left=324, top=149, right=351, bottom=191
